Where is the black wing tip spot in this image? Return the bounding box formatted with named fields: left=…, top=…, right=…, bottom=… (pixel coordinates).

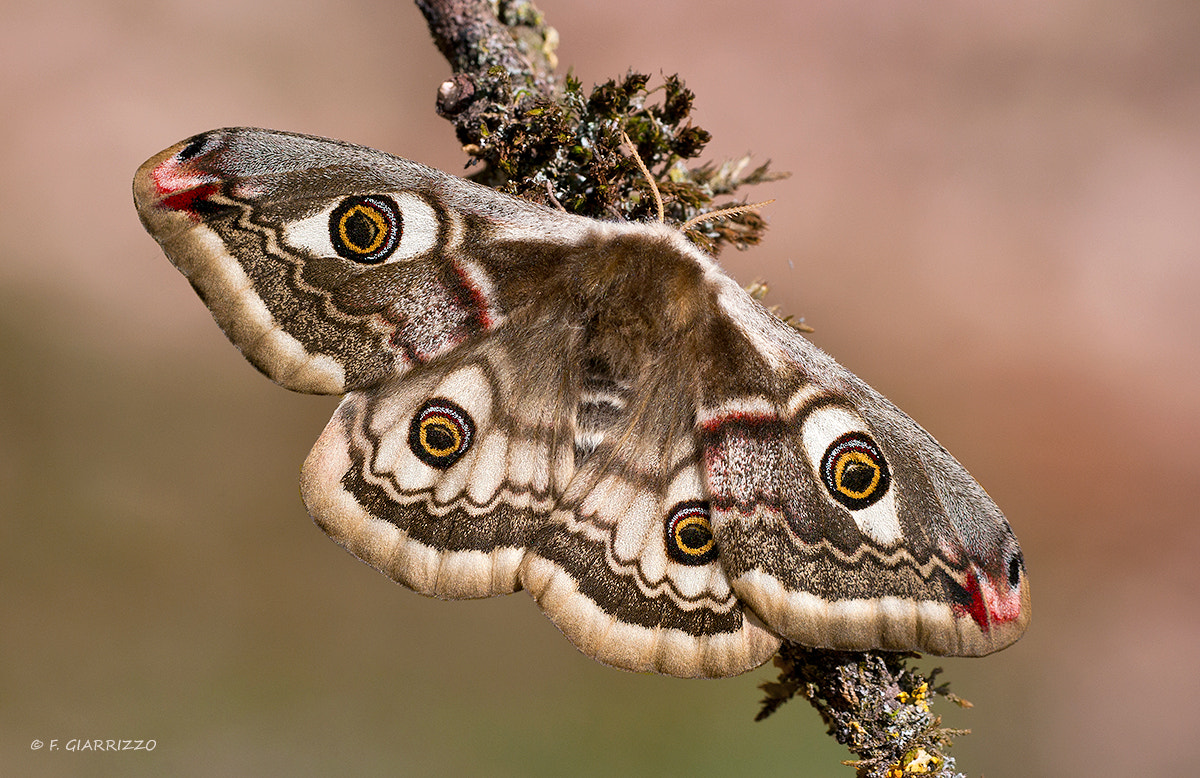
left=1007, top=551, right=1024, bottom=589
left=178, top=133, right=212, bottom=161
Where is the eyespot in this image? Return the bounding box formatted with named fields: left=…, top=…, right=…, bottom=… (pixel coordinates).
left=1007, top=551, right=1024, bottom=589
left=407, top=398, right=474, bottom=469
left=665, top=501, right=718, bottom=566
left=820, top=431, right=890, bottom=510
left=330, top=195, right=402, bottom=264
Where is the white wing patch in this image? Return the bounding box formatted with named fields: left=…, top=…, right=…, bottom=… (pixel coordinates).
left=281, top=192, right=441, bottom=262
left=800, top=405, right=903, bottom=546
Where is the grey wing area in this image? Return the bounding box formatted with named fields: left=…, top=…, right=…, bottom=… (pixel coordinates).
left=300, top=320, right=581, bottom=599
left=699, top=290, right=1030, bottom=656
left=133, top=127, right=593, bottom=394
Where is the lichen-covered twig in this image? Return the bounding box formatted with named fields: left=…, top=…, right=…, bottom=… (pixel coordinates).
left=758, top=645, right=971, bottom=778
left=416, top=0, right=559, bottom=149
left=416, top=0, right=782, bottom=253
left=413, top=2, right=972, bottom=775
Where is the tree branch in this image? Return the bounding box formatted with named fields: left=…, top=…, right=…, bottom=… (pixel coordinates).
left=415, top=0, right=780, bottom=252
left=413, top=2, right=970, bottom=776
left=758, top=647, right=970, bottom=778
left=415, top=0, right=558, bottom=149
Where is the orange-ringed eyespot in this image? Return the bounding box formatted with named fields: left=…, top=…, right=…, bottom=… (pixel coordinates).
left=665, top=501, right=718, bottom=566
left=330, top=195, right=401, bottom=264
left=408, top=398, right=474, bottom=469
left=820, top=431, right=890, bottom=510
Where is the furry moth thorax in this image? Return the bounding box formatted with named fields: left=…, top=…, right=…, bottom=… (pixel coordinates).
left=135, top=127, right=1030, bottom=679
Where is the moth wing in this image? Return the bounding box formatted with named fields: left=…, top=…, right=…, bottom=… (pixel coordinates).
left=700, top=305, right=1031, bottom=656
left=301, top=329, right=577, bottom=599
left=520, top=376, right=781, bottom=678
left=136, top=125, right=1030, bottom=672
left=133, top=127, right=594, bottom=394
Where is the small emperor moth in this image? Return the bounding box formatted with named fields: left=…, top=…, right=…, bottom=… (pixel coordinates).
left=134, top=128, right=1029, bottom=678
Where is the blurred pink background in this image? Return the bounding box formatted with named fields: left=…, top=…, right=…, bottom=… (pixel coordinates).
left=3, top=1, right=1197, bottom=775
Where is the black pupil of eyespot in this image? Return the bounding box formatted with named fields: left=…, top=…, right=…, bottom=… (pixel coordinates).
left=841, top=461, right=875, bottom=492
left=664, top=502, right=718, bottom=566
left=344, top=209, right=381, bottom=250
left=821, top=432, right=890, bottom=511
left=330, top=196, right=401, bottom=264
left=424, top=421, right=455, bottom=451
left=679, top=523, right=711, bottom=551
left=408, top=398, right=473, bottom=470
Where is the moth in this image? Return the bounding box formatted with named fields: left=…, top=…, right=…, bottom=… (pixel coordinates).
left=134, top=128, right=1030, bottom=678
